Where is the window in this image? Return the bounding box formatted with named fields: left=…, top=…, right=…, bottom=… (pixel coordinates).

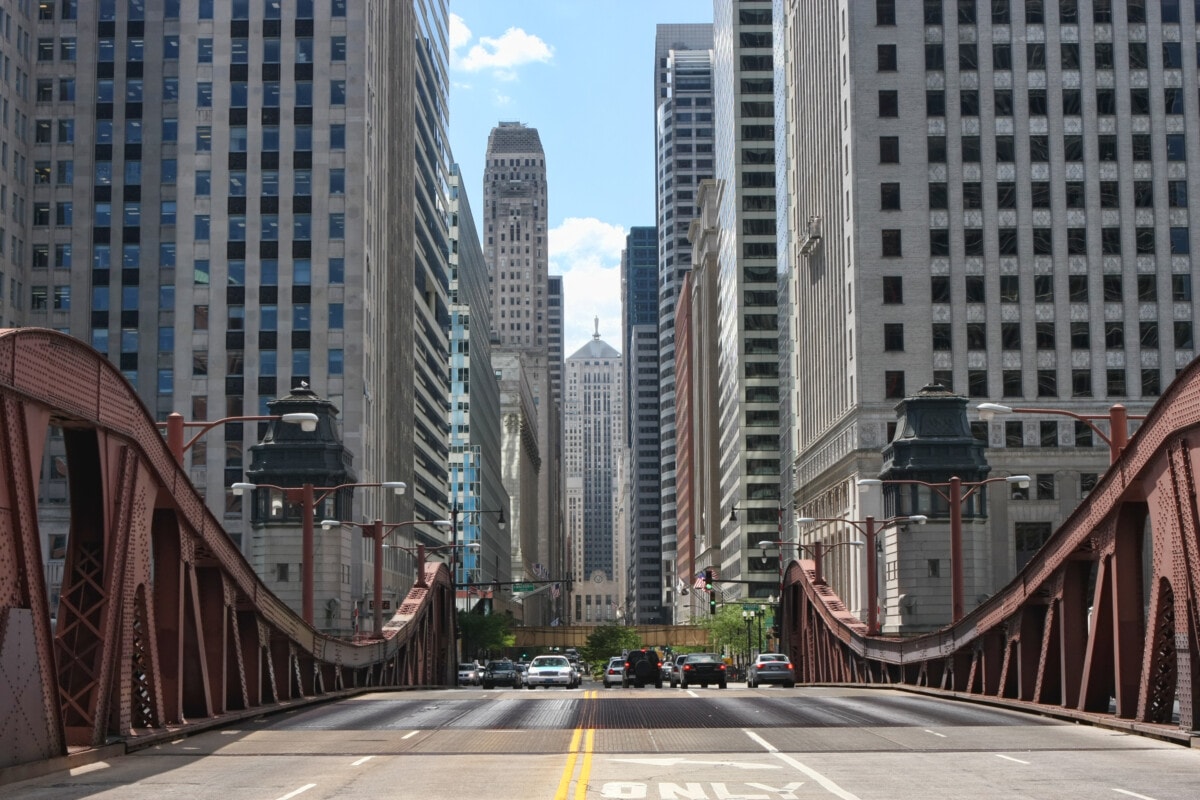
left=1015, top=523, right=1052, bottom=569
left=965, top=276, right=985, bottom=303
left=1107, top=369, right=1127, bottom=396
left=885, top=370, right=905, bottom=398
left=1035, top=275, right=1054, bottom=303
left=883, top=324, right=904, bottom=351
left=1003, top=370, right=1023, bottom=398
left=926, top=44, right=944, bottom=70
left=879, top=90, right=898, bottom=117
left=1006, top=420, right=1024, bottom=447
left=1001, top=323, right=1021, bottom=350
left=932, top=324, right=952, bottom=350
left=882, top=276, right=903, bottom=303
left=880, top=137, right=899, bottom=163
left=330, top=80, right=346, bottom=105
left=993, top=44, right=1012, bottom=70
left=966, top=323, right=987, bottom=349
left=960, top=90, right=979, bottom=116
left=877, top=0, right=896, bottom=25
left=1172, top=274, right=1192, bottom=301
left=1036, top=321, right=1055, bottom=349
left=1073, top=370, right=1092, bottom=398
left=931, top=276, right=951, bottom=303
left=1071, top=322, right=1090, bottom=349
left=928, top=136, right=946, bottom=163
left=878, top=44, right=897, bottom=71
left=1038, top=369, right=1058, bottom=398
left=1000, top=275, right=1019, bottom=303
left=1175, top=321, right=1193, bottom=349
left=880, top=183, right=900, bottom=210
left=959, top=43, right=978, bottom=70
left=1068, top=276, right=1089, bottom=302
left=1106, top=321, right=1125, bottom=350
left=881, top=229, right=901, bottom=257
left=927, top=90, right=945, bottom=116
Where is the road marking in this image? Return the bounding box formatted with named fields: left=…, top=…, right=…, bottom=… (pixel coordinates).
left=554, top=727, right=584, bottom=800
left=686, top=690, right=700, bottom=697
left=744, top=731, right=862, bottom=800
left=613, top=757, right=781, bottom=771
left=220, top=730, right=241, bottom=735
left=402, top=730, right=420, bottom=740
left=351, top=756, right=374, bottom=766
left=274, top=784, right=317, bottom=800
left=996, top=754, right=1030, bottom=765
left=574, top=728, right=595, bottom=800
left=924, top=729, right=947, bottom=738
left=1112, top=790, right=1159, bottom=800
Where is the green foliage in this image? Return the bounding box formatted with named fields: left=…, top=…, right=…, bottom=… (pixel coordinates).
left=580, top=623, right=641, bottom=666
left=458, top=610, right=514, bottom=661
left=697, top=604, right=748, bottom=655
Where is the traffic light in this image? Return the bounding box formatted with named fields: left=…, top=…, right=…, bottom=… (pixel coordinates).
left=705, top=569, right=716, bottom=615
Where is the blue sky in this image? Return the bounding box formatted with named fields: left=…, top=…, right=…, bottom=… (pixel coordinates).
left=448, top=1, right=712, bottom=357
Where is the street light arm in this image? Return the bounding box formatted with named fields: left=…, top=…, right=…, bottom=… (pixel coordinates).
left=161, top=412, right=319, bottom=462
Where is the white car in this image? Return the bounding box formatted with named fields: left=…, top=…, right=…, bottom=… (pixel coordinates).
left=524, top=655, right=575, bottom=689
left=602, top=656, right=624, bottom=688
left=457, top=662, right=481, bottom=686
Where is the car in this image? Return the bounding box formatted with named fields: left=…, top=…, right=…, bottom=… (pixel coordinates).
left=602, top=656, right=625, bottom=688
left=458, top=661, right=482, bottom=686
left=679, top=652, right=727, bottom=689
left=481, top=660, right=522, bottom=689
left=667, top=654, right=688, bottom=688
left=525, top=654, right=575, bottom=688
left=566, top=659, right=582, bottom=688
left=622, top=648, right=664, bottom=688
left=746, top=653, right=795, bottom=688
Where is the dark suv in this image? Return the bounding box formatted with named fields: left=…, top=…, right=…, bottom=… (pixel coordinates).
left=622, top=648, right=664, bottom=688
left=481, top=660, right=522, bottom=689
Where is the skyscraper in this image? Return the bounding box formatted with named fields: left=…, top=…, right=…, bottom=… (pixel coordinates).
left=779, top=1, right=1190, bottom=625
left=28, top=0, right=446, bottom=627
left=652, top=23, right=714, bottom=624
left=483, top=122, right=563, bottom=624
left=620, top=227, right=661, bottom=619
left=712, top=0, right=780, bottom=599
left=564, top=324, right=622, bottom=624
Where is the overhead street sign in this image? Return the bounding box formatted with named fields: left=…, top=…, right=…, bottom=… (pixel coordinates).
left=512, top=583, right=535, bottom=593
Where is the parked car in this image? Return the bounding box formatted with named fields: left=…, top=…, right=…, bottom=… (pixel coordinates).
left=525, top=654, right=575, bottom=689
left=678, top=652, right=727, bottom=689
left=622, top=648, right=664, bottom=688
left=481, top=660, right=522, bottom=689
left=667, top=654, right=688, bottom=688
left=602, top=656, right=625, bottom=688
left=746, top=653, right=795, bottom=688
left=458, top=662, right=482, bottom=686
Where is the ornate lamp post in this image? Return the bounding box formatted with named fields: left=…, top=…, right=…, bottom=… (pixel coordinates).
left=772, top=512, right=928, bottom=634
left=858, top=475, right=1030, bottom=623
left=159, top=411, right=318, bottom=464
left=319, top=517, right=451, bottom=637
left=977, top=402, right=1145, bottom=464
left=231, top=480, right=407, bottom=625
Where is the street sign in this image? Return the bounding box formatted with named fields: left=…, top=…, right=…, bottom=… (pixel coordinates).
left=512, top=583, right=535, bottom=593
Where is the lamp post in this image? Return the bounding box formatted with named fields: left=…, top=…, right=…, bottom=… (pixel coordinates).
left=319, top=517, right=451, bottom=637
left=857, top=475, right=1030, bottom=623
left=448, top=504, right=505, bottom=599
left=742, top=608, right=753, bottom=667
left=782, top=513, right=928, bottom=635
left=976, top=402, right=1145, bottom=464
left=159, top=411, right=319, bottom=464
left=231, top=480, right=407, bottom=626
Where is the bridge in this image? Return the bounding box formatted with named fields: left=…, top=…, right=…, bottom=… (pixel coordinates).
left=1, top=327, right=1199, bottom=779
left=0, top=330, right=456, bottom=772
left=779, top=349, right=1200, bottom=744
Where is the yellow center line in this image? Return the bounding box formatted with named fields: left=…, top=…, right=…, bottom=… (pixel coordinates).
left=573, top=728, right=595, bottom=800
left=554, top=728, right=584, bottom=800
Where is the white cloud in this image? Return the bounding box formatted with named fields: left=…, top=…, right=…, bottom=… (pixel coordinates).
left=449, top=18, right=554, bottom=81
left=492, top=91, right=512, bottom=106
left=550, top=218, right=628, bottom=356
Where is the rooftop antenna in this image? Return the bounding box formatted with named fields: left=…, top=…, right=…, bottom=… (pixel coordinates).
left=594, top=316, right=600, bottom=340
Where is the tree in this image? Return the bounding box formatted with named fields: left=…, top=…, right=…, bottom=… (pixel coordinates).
left=459, top=611, right=514, bottom=661
left=581, top=623, right=641, bottom=666
left=697, top=604, right=745, bottom=657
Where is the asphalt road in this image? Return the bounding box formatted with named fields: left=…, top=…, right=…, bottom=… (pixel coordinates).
left=5, top=684, right=1199, bottom=799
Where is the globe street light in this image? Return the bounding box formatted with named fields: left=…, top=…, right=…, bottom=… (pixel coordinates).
left=318, top=517, right=451, bottom=637
left=783, top=513, right=928, bottom=634
left=858, top=475, right=1030, bottom=623
left=976, top=402, right=1145, bottom=464
left=231, top=479, right=407, bottom=625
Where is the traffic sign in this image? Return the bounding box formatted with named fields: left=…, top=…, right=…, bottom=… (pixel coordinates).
left=512, top=583, right=535, bottom=593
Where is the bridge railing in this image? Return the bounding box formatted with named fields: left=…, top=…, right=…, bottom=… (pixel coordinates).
left=0, top=329, right=454, bottom=771
left=781, top=355, right=1200, bottom=738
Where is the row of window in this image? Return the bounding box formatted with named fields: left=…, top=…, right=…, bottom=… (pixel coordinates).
left=923, top=41, right=1198, bottom=72
left=35, top=77, right=351, bottom=107
left=882, top=273, right=1193, bottom=304
left=883, top=0, right=1175, bottom=27
left=905, top=87, right=1199, bottom=118
left=885, top=366, right=1168, bottom=399
left=60, top=0, right=350, bottom=22
left=880, top=40, right=1198, bottom=72
left=883, top=226, right=1193, bottom=258
left=882, top=133, right=1190, bottom=165
left=885, top=319, right=1193, bottom=351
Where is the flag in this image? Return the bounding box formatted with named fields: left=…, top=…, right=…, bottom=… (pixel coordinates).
left=693, top=573, right=707, bottom=590
left=550, top=583, right=561, bottom=599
